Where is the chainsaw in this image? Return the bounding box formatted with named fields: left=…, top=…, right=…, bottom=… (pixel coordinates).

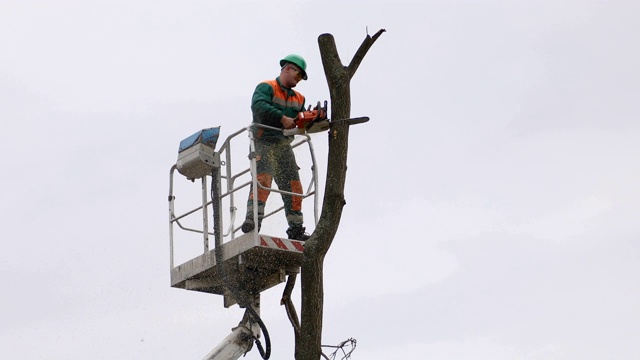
left=283, top=100, right=330, bottom=136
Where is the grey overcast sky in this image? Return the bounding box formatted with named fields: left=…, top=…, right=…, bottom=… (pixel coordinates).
left=2, top=1, right=639, bottom=359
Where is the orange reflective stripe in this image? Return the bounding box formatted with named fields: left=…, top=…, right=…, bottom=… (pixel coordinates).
left=263, top=79, right=305, bottom=110
left=249, top=173, right=273, bottom=203
left=290, top=180, right=303, bottom=211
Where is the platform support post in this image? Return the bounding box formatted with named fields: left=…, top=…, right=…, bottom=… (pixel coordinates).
left=211, top=153, right=223, bottom=248
left=202, top=175, right=209, bottom=252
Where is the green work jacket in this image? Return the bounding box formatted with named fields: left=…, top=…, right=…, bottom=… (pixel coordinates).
left=251, top=77, right=306, bottom=142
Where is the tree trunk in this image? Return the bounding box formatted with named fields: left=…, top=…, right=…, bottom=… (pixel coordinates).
left=295, top=29, right=385, bottom=360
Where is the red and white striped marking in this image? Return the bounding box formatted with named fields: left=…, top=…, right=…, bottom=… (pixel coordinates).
left=259, top=235, right=305, bottom=252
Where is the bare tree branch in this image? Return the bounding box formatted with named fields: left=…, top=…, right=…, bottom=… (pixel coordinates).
left=347, top=29, right=386, bottom=78
left=296, top=29, right=385, bottom=360
left=318, top=34, right=348, bottom=93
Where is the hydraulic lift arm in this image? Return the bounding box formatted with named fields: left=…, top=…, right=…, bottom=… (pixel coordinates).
left=201, top=309, right=261, bottom=360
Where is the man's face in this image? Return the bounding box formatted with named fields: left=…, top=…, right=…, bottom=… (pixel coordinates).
left=283, top=64, right=304, bottom=87
left=289, top=65, right=304, bottom=82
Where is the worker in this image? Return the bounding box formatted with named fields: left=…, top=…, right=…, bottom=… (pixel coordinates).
left=241, top=54, right=311, bottom=241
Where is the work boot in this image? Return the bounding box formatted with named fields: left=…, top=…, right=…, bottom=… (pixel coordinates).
left=241, top=218, right=261, bottom=233
left=287, top=226, right=310, bottom=241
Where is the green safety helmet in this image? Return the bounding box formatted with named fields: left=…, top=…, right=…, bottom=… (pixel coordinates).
left=280, top=54, right=308, bottom=80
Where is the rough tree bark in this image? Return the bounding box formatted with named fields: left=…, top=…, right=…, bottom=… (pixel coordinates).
left=292, top=29, right=385, bottom=360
